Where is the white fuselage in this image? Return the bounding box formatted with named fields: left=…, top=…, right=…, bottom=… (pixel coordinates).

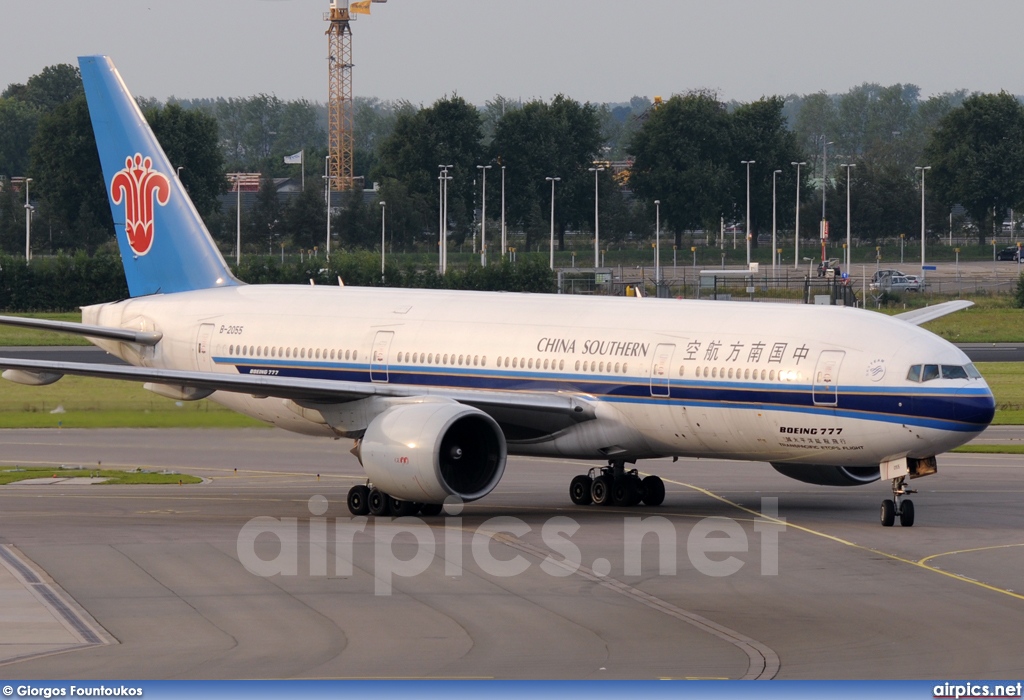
left=83, top=285, right=994, bottom=468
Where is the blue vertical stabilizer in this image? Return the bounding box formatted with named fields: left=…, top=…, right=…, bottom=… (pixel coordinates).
left=79, top=55, right=240, bottom=297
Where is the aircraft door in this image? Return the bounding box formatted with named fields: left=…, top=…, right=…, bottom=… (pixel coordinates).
left=370, top=330, right=395, bottom=383
left=812, top=350, right=845, bottom=406
left=194, top=323, right=215, bottom=372
left=650, top=343, right=675, bottom=397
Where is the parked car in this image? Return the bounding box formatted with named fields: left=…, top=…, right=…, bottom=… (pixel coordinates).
left=996, top=246, right=1021, bottom=261
left=871, top=269, right=906, bottom=284
left=870, top=273, right=921, bottom=293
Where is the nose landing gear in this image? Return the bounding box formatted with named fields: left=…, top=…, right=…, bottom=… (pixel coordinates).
left=568, top=461, right=666, bottom=507
left=880, top=476, right=916, bottom=527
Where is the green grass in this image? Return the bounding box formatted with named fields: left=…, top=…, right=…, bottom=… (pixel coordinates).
left=0, top=466, right=202, bottom=485
left=0, top=375, right=266, bottom=429
left=0, top=312, right=90, bottom=346
left=975, top=362, right=1024, bottom=425
left=951, top=444, right=1024, bottom=454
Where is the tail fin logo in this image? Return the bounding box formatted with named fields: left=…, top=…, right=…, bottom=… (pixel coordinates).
left=110, top=154, right=171, bottom=256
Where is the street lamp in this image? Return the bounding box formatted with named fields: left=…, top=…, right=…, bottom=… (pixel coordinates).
left=546, top=176, right=560, bottom=269
left=477, top=164, right=492, bottom=266
left=654, top=199, right=661, bottom=288
left=589, top=165, right=605, bottom=268
left=234, top=173, right=243, bottom=266
left=380, top=200, right=386, bottom=281
left=840, top=163, right=856, bottom=272
left=916, top=165, right=932, bottom=283
left=741, top=160, right=755, bottom=266
left=500, top=165, right=506, bottom=260
left=23, top=177, right=32, bottom=262
left=772, top=169, right=782, bottom=273
left=324, top=156, right=331, bottom=257
left=821, top=140, right=833, bottom=267
left=791, top=161, right=806, bottom=269
left=438, top=165, right=453, bottom=274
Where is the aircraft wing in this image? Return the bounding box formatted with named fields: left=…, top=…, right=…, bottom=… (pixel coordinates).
left=0, top=314, right=162, bottom=345
left=893, top=300, right=974, bottom=326
left=0, top=357, right=597, bottom=435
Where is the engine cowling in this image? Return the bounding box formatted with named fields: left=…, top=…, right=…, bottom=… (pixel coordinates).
left=359, top=401, right=507, bottom=504
left=770, top=462, right=880, bottom=487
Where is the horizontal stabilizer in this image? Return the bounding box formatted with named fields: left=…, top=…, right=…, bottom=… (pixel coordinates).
left=0, top=315, right=162, bottom=345
left=893, top=300, right=974, bottom=326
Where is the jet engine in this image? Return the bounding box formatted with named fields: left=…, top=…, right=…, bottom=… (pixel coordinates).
left=770, top=462, right=880, bottom=487
left=358, top=400, right=507, bottom=504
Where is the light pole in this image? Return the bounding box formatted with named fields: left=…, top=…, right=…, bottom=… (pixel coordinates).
left=500, top=165, right=506, bottom=260
left=235, top=174, right=242, bottom=266
left=380, top=200, right=386, bottom=281
left=477, top=164, right=491, bottom=266
left=654, top=200, right=661, bottom=289
left=546, top=176, right=560, bottom=270
left=792, top=161, right=805, bottom=269
left=324, top=156, right=331, bottom=257
left=772, top=169, right=781, bottom=274
left=741, top=160, right=755, bottom=266
left=439, top=165, right=453, bottom=274
left=589, top=165, right=605, bottom=268
left=821, top=140, right=833, bottom=266
left=916, top=165, right=931, bottom=283
left=841, top=163, right=855, bottom=272
left=23, top=177, right=32, bottom=262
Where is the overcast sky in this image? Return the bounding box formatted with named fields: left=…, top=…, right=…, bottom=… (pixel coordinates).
left=3, top=0, right=1023, bottom=106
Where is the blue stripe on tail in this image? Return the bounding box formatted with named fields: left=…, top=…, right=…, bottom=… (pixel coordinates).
left=79, top=55, right=240, bottom=297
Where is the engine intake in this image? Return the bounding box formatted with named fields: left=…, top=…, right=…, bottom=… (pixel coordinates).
left=770, top=462, right=880, bottom=487
left=359, top=401, right=507, bottom=504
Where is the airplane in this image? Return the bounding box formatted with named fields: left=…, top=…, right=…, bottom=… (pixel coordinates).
left=0, top=56, right=995, bottom=527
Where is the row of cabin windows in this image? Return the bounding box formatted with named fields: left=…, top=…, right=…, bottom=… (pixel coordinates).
left=497, top=357, right=569, bottom=371
left=396, top=352, right=487, bottom=367
left=229, top=345, right=358, bottom=362
left=680, top=365, right=782, bottom=381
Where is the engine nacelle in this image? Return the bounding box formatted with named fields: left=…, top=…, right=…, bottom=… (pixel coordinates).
left=359, top=400, right=507, bottom=504
left=770, top=462, right=880, bottom=487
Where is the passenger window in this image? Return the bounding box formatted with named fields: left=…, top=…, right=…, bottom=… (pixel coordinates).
left=575, top=360, right=581, bottom=371
left=769, top=370, right=775, bottom=381
left=558, top=360, right=563, bottom=370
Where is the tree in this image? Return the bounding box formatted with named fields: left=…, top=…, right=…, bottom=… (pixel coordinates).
left=0, top=98, right=39, bottom=178
left=28, top=94, right=112, bottom=252
left=926, top=92, right=1024, bottom=243
left=3, top=64, right=82, bottom=112
left=628, top=91, right=734, bottom=246
left=489, top=96, right=603, bottom=250
left=144, top=103, right=226, bottom=219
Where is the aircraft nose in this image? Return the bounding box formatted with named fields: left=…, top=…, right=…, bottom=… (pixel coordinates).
left=954, top=386, right=996, bottom=428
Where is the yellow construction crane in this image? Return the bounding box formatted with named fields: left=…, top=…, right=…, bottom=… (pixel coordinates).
left=325, top=0, right=387, bottom=192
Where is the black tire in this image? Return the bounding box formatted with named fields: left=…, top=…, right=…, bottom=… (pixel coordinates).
left=419, top=503, right=444, bottom=517
left=899, top=499, right=915, bottom=527
left=880, top=499, right=896, bottom=527
left=368, top=488, right=391, bottom=516
left=612, top=478, right=638, bottom=507
left=390, top=498, right=418, bottom=517
left=641, top=475, right=666, bottom=506
left=347, top=484, right=370, bottom=516
left=569, top=475, right=593, bottom=505
left=591, top=474, right=613, bottom=506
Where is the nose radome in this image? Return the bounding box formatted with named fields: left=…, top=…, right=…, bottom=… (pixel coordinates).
left=954, top=386, right=996, bottom=427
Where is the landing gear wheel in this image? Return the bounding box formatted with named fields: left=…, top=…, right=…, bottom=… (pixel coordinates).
left=591, top=475, right=613, bottom=506
left=612, top=478, right=638, bottom=506
left=880, top=499, right=896, bottom=527
left=368, top=488, right=391, bottom=516
left=640, top=475, right=665, bottom=506
left=347, top=485, right=370, bottom=516
left=899, top=499, right=915, bottom=527
left=419, top=503, right=444, bottom=517
left=390, top=498, right=418, bottom=517
left=570, top=475, right=593, bottom=505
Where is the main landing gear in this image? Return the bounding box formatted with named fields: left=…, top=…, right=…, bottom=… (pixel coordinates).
left=346, top=483, right=444, bottom=517
left=568, top=461, right=665, bottom=507
left=880, top=475, right=916, bottom=527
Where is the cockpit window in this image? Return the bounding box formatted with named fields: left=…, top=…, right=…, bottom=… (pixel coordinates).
left=940, top=365, right=968, bottom=380
left=907, top=363, right=981, bottom=383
